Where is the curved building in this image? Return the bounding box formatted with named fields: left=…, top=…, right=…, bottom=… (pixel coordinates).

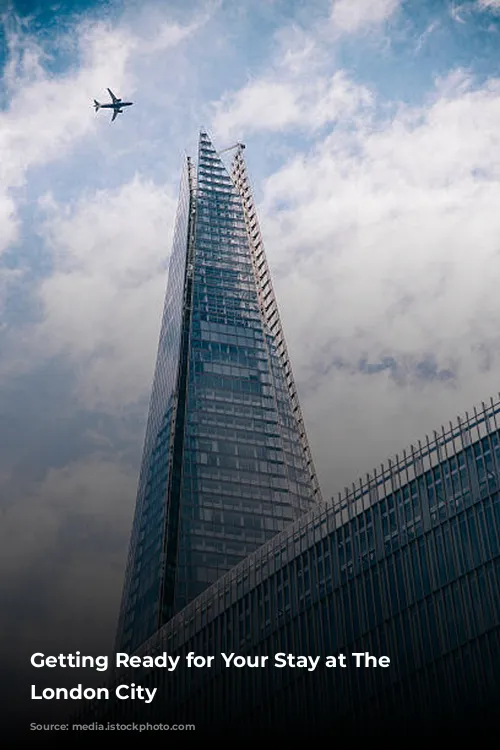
left=89, top=396, right=500, bottom=737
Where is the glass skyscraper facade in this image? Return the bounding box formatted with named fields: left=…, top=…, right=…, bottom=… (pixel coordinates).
left=74, top=134, right=500, bottom=737
left=88, top=397, right=500, bottom=736
left=115, top=132, right=321, bottom=655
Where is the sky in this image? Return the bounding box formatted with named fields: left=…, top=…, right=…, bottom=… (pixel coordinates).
left=3, top=0, right=500, bottom=722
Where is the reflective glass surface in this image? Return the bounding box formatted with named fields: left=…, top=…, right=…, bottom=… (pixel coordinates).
left=116, top=159, right=192, bottom=652
left=116, top=134, right=316, bottom=654
left=172, top=133, right=315, bottom=615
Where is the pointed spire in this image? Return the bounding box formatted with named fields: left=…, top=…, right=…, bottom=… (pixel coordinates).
left=199, top=129, right=218, bottom=155
left=197, top=130, right=238, bottom=195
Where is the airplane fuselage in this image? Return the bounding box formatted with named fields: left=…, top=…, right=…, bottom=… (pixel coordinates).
left=99, top=102, right=133, bottom=108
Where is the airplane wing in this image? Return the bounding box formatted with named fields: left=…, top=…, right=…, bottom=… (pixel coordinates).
left=111, top=109, right=120, bottom=122
left=107, top=88, right=120, bottom=103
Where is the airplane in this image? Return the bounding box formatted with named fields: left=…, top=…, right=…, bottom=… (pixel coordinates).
left=93, top=88, right=133, bottom=122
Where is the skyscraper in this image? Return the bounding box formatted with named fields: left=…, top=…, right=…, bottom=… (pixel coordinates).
left=115, top=132, right=321, bottom=655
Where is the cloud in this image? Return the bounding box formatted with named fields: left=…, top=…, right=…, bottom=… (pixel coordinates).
left=0, top=198, right=18, bottom=256
left=0, top=22, right=133, bottom=185
left=253, top=71, right=500, bottom=487
left=414, top=20, right=440, bottom=53
left=0, top=3, right=214, bottom=410
left=451, top=0, right=500, bottom=21
left=138, top=3, right=219, bottom=54
left=0, top=8, right=202, bottom=250
left=24, top=177, right=177, bottom=411
left=449, top=4, right=468, bottom=24
left=211, top=25, right=374, bottom=144
left=0, top=176, right=177, bottom=411
left=330, top=0, right=401, bottom=34
left=213, top=72, right=372, bottom=141
left=477, top=0, right=500, bottom=11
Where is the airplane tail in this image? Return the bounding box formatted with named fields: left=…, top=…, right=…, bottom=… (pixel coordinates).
left=93, top=100, right=100, bottom=111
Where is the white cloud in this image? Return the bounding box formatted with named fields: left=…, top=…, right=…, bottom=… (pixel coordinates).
left=212, top=70, right=372, bottom=141
left=414, top=20, right=440, bottom=53
left=139, top=7, right=216, bottom=54
left=0, top=5, right=212, bottom=407
left=29, top=177, right=177, bottom=411
left=331, top=0, right=401, bottom=33
left=211, top=20, right=376, bottom=142
left=452, top=0, right=500, bottom=21
left=0, top=10, right=201, bottom=252
left=477, top=0, right=500, bottom=11
left=0, top=195, right=18, bottom=255
left=253, top=72, right=500, bottom=489
left=0, top=23, right=133, bottom=187
left=0, top=177, right=176, bottom=412
left=449, top=4, right=468, bottom=24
